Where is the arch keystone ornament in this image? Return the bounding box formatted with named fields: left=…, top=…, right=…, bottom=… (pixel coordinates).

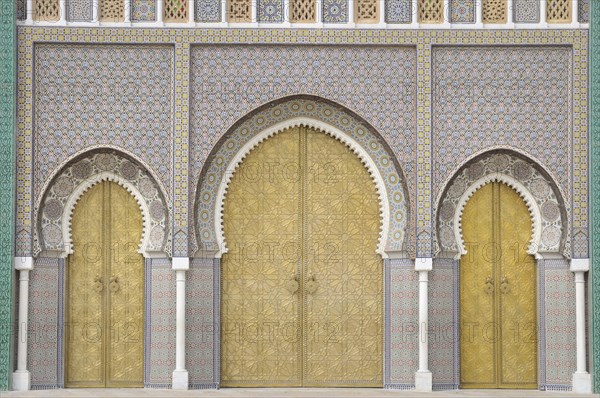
left=37, top=151, right=170, bottom=258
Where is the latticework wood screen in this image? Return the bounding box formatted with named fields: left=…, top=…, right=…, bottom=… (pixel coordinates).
left=290, top=0, right=316, bottom=22
left=483, top=0, right=507, bottom=23
left=418, top=0, right=444, bottom=23
left=165, top=0, right=189, bottom=22
left=546, top=0, right=571, bottom=23
left=100, top=0, right=125, bottom=22
left=228, top=0, right=251, bottom=22
left=33, top=0, right=60, bottom=21
left=356, top=0, right=379, bottom=23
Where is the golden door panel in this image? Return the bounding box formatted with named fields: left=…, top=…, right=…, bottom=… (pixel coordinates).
left=221, top=126, right=383, bottom=387
left=67, top=181, right=144, bottom=388
left=304, top=129, right=382, bottom=387
left=221, top=129, right=302, bottom=387
left=460, top=182, right=537, bottom=389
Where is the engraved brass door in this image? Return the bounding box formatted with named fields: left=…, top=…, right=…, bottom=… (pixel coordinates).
left=460, top=182, right=537, bottom=389
left=66, top=181, right=144, bottom=387
left=221, top=126, right=383, bottom=387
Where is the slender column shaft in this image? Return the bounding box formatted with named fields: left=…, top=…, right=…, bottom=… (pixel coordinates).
left=575, top=271, right=586, bottom=372
left=16, top=270, right=30, bottom=372
left=418, top=270, right=429, bottom=371
left=124, top=0, right=131, bottom=22
left=175, top=269, right=186, bottom=371
left=27, top=0, right=33, bottom=22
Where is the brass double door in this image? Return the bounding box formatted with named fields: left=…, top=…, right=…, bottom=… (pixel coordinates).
left=221, top=126, right=383, bottom=387
left=66, top=181, right=144, bottom=387
left=460, top=182, right=537, bottom=389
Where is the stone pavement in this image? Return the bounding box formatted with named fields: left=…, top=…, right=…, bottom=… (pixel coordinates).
left=1, top=389, right=598, bottom=398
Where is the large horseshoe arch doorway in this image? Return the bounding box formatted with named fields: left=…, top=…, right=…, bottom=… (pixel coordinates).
left=220, top=126, right=383, bottom=387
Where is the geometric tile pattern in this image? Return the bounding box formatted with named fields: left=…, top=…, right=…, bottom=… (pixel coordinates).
left=322, top=0, right=348, bottom=23
left=356, top=0, right=378, bottom=23
left=436, top=152, right=568, bottom=257
left=579, top=0, right=589, bottom=23
left=192, top=97, right=411, bottom=256
left=132, top=0, right=157, bottom=21
left=0, top=0, right=15, bottom=390
left=385, top=258, right=418, bottom=388
left=67, top=0, right=93, bottom=22
left=17, top=0, right=26, bottom=20
left=145, top=260, right=175, bottom=387
left=196, top=0, right=221, bottom=22
left=187, top=259, right=216, bottom=388
left=542, top=262, right=576, bottom=389
left=450, top=0, right=475, bottom=23
left=258, top=0, right=285, bottom=22
left=591, top=0, right=600, bottom=392
left=28, top=258, right=61, bottom=388
left=513, top=0, right=540, bottom=23
left=385, top=0, right=412, bottom=23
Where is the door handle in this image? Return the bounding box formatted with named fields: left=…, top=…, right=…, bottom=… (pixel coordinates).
left=484, top=276, right=494, bottom=295
left=94, top=276, right=104, bottom=292
left=109, top=276, right=120, bottom=293
left=500, top=276, right=510, bottom=294
left=286, top=276, right=299, bottom=294
left=306, top=275, right=318, bottom=295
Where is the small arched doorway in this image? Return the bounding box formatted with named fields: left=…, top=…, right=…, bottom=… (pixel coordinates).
left=65, top=181, right=144, bottom=387
left=220, top=126, right=383, bottom=387
left=459, top=181, right=537, bottom=388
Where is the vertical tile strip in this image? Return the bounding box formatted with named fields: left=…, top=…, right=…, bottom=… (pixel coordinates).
left=591, top=0, right=600, bottom=392
left=0, top=0, right=15, bottom=391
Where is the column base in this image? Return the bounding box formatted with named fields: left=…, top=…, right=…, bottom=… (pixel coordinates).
left=172, top=369, right=189, bottom=390
left=572, top=371, right=592, bottom=394
left=12, top=370, right=30, bottom=391
left=414, top=370, right=432, bottom=392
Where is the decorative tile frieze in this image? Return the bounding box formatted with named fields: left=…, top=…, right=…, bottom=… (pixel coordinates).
left=258, top=0, right=285, bottom=22
left=196, top=0, right=221, bottom=22
left=385, top=0, right=412, bottom=23
left=450, top=0, right=475, bottom=23
left=514, top=0, right=539, bottom=23
left=322, top=0, right=348, bottom=23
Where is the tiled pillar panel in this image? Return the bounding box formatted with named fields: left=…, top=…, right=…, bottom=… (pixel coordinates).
left=28, top=258, right=62, bottom=389
left=429, top=258, right=458, bottom=390
left=0, top=0, right=15, bottom=391
left=541, top=259, right=577, bottom=390
left=186, top=258, right=218, bottom=389
left=145, top=258, right=176, bottom=388
left=591, top=0, right=600, bottom=392
left=385, top=258, right=418, bottom=389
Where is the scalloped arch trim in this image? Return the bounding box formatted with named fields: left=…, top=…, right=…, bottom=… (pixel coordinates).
left=215, top=117, right=390, bottom=258
left=61, top=172, right=153, bottom=258
left=454, top=173, right=543, bottom=258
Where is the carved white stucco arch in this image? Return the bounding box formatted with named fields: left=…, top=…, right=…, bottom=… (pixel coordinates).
left=454, top=173, right=543, bottom=259
left=61, top=172, right=153, bottom=258
left=214, top=117, right=390, bottom=258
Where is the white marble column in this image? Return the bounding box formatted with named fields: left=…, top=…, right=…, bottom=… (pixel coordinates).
left=12, top=257, right=33, bottom=391
left=414, top=258, right=432, bottom=392
left=157, top=0, right=164, bottom=23
left=172, top=257, right=189, bottom=389
left=189, top=0, right=195, bottom=23
left=59, top=0, right=67, bottom=23
left=26, top=0, right=33, bottom=23
left=124, top=0, right=131, bottom=23
left=570, top=259, right=592, bottom=393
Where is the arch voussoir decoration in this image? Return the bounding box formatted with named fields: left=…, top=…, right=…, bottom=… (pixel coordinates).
left=36, top=150, right=170, bottom=258
left=436, top=152, right=568, bottom=258
left=194, top=98, right=409, bottom=257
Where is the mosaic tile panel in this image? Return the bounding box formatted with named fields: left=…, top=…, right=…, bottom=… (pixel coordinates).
left=17, top=0, right=26, bottom=20
left=190, top=46, right=417, bottom=255
left=67, top=0, right=93, bottom=21
left=322, top=0, right=348, bottom=23
left=429, top=259, right=458, bottom=388
left=132, top=0, right=157, bottom=21
left=196, top=0, right=221, bottom=22
left=257, top=0, right=284, bottom=22
left=0, top=0, right=15, bottom=389
left=385, top=0, right=412, bottom=23
left=146, top=259, right=175, bottom=387
left=450, top=0, right=475, bottom=23
left=513, top=0, right=539, bottom=23
left=194, top=97, right=411, bottom=257
left=187, top=259, right=216, bottom=387
left=33, top=44, right=174, bottom=209
left=28, top=258, right=61, bottom=388
left=590, top=0, right=600, bottom=392
left=432, top=46, right=572, bottom=206
left=579, top=0, right=589, bottom=23
left=543, top=262, right=576, bottom=388
left=385, top=259, right=418, bottom=387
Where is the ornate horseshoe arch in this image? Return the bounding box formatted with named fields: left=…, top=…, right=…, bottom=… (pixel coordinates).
left=436, top=152, right=568, bottom=258
left=194, top=97, right=409, bottom=258
left=36, top=150, right=170, bottom=258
